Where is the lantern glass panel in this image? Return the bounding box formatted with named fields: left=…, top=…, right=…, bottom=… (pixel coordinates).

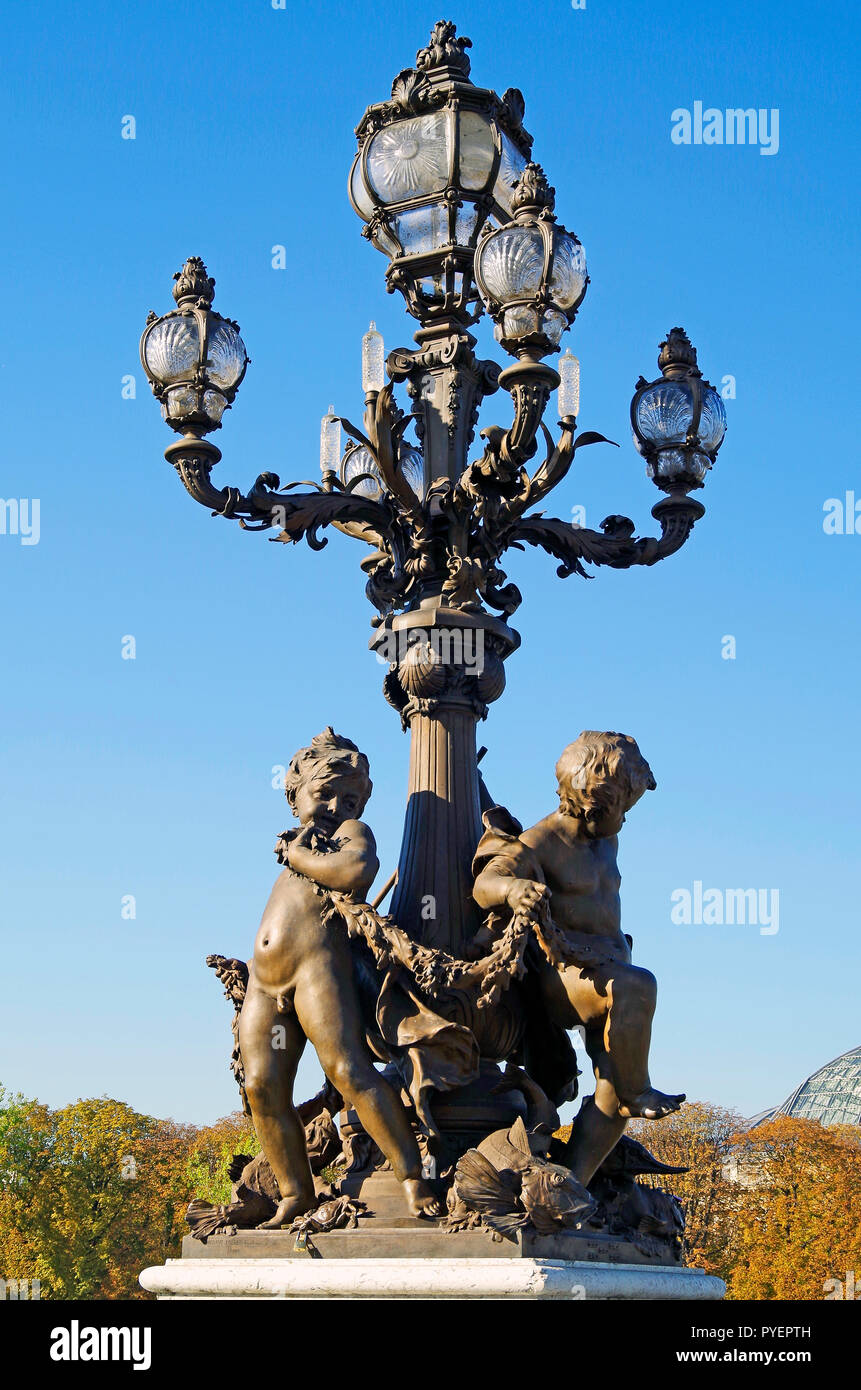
left=350, top=155, right=375, bottom=219
left=493, top=134, right=528, bottom=214
left=207, top=320, right=247, bottom=390
left=496, top=305, right=540, bottom=341
left=391, top=204, right=450, bottom=256
left=549, top=234, right=588, bottom=309
left=634, top=381, right=693, bottom=449
left=370, top=223, right=400, bottom=258
left=454, top=203, right=479, bottom=246
left=698, top=386, right=728, bottom=452
left=541, top=309, right=567, bottom=346
left=367, top=113, right=450, bottom=203
left=649, top=448, right=712, bottom=485
left=399, top=444, right=424, bottom=498
left=164, top=385, right=198, bottom=418
left=203, top=389, right=227, bottom=423
left=478, top=226, right=545, bottom=302
left=343, top=445, right=383, bottom=499
left=145, top=315, right=200, bottom=383
left=457, top=110, right=496, bottom=190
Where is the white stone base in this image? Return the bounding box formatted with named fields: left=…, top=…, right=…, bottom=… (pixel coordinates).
left=140, top=1257, right=725, bottom=1301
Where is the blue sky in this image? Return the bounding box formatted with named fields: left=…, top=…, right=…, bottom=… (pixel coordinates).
left=2, top=0, right=858, bottom=1126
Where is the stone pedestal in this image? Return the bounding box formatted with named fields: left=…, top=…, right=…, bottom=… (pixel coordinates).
left=140, top=1254, right=724, bottom=1301
left=140, top=1223, right=725, bottom=1300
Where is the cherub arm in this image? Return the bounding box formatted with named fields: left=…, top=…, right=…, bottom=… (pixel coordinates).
left=287, top=821, right=379, bottom=896
left=473, top=860, right=548, bottom=917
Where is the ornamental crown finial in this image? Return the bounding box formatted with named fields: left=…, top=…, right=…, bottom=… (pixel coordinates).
left=511, top=162, right=556, bottom=216
left=415, top=19, right=472, bottom=76
left=173, top=256, right=215, bottom=308
left=658, top=327, right=698, bottom=374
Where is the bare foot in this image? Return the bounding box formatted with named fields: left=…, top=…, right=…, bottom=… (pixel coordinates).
left=403, top=1177, right=443, bottom=1219
left=618, top=1089, right=685, bottom=1120
left=257, top=1195, right=315, bottom=1229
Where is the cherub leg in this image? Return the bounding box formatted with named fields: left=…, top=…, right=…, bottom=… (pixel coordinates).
left=553, top=963, right=683, bottom=1184
left=564, top=1046, right=629, bottom=1186
left=603, top=964, right=685, bottom=1120
left=294, top=953, right=442, bottom=1219
left=238, top=979, right=316, bottom=1227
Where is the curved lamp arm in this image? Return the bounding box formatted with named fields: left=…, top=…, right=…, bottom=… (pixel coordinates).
left=509, top=493, right=705, bottom=579
left=164, top=438, right=396, bottom=554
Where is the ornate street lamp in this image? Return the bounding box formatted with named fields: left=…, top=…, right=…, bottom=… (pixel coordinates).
left=140, top=18, right=727, bottom=958
left=348, top=22, right=530, bottom=325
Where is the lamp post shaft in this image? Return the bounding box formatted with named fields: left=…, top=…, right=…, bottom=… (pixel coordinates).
left=373, top=603, right=517, bottom=956
left=390, top=704, right=483, bottom=954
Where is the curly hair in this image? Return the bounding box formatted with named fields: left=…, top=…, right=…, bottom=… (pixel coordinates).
left=555, top=731, right=656, bottom=816
left=283, top=726, right=373, bottom=814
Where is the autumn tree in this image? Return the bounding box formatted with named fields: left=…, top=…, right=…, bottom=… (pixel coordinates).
left=183, top=1110, right=258, bottom=1206
left=0, top=1089, right=196, bottom=1298
left=723, top=1115, right=861, bottom=1300
left=0, top=1087, right=260, bottom=1299
left=626, top=1101, right=741, bottom=1278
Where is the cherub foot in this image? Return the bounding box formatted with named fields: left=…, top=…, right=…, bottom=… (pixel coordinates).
left=618, top=1089, right=686, bottom=1120
left=403, top=1177, right=443, bottom=1219
left=257, top=1195, right=315, bottom=1229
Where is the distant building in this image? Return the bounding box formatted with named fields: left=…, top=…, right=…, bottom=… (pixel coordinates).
left=724, top=1046, right=861, bottom=1186
left=749, top=1046, right=861, bottom=1129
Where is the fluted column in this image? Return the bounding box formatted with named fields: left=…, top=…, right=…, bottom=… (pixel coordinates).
left=372, top=603, right=518, bottom=957
left=391, top=705, right=482, bottom=953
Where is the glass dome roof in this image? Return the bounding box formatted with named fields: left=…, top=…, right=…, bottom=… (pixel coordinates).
left=772, top=1046, right=861, bottom=1127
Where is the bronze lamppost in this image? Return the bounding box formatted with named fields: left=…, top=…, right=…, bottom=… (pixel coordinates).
left=140, top=20, right=726, bottom=1169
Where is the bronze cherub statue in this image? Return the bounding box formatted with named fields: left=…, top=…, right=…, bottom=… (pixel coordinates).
left=238, top=727, right=442, bottom=1225
left=473, top=731, right=684, bottom=1187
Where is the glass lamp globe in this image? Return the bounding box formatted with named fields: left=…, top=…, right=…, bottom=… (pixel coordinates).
left=398, top=443, right=424, bottom=499
left=340, top=440, right=424, bottom=501
left=140, top=257, right=248, bottom=436
left=474, top=163, right=587, bottom=359
left=341, top=442, right=384, bottom=499
left=631, top=328, right=727, bottom=491
left=349, top=20, right=534, bottom=323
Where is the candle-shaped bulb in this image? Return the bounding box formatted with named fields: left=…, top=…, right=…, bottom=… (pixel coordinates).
left=558, top=350, right=580, bottom=419
left=362, top=321, right=385, bottom=394
left=320, top=404, right=341, bottom=475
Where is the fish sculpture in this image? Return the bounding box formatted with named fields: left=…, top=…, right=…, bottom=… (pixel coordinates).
left=446, top=1115, right=596, bottom=1240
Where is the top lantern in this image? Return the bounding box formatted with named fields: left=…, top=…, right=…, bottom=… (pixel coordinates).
left=349, top=20, right=533, bottom=325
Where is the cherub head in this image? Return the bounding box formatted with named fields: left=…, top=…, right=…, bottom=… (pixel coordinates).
left=284, top=727, right=372, bottom=835
left=555, top=731, right=656, bottom=839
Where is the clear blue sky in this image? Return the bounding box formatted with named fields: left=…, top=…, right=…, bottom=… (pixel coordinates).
left=2, top=0, right=858, bottom=1126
